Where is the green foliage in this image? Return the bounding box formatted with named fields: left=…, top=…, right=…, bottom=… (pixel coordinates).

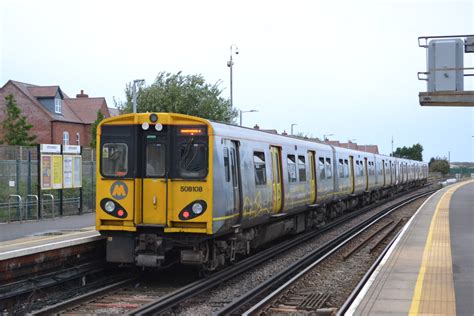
left=429, top=157, right=450, bottom=175
left=90, top=110, right=105, bottom=148
left=392, top=143, right=423, bottom=161
left=116, top=72, right=238, bottom=123
left=1, top=94, right=36, bottom=146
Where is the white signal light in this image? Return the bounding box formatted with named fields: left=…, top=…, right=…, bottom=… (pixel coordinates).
left=105, top=201, right=115, bottom=213
left=192, top=203, right=203, bottom=215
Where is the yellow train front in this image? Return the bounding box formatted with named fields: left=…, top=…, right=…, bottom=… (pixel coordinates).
left=96, top=113, right=216, bottom=269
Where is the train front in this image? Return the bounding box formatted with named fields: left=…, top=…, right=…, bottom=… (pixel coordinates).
left=95, top=113, right=213, bottom=268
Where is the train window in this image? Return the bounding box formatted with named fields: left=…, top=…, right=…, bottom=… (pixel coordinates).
left=298, top=156, right=306, bottom=182
left=325, top=158, right=332, bottom=179
left=344, top=159, right=349, bottom=178
left=287, top=155, right=297, bottom=183
left=102, top=143, right=128, bottom=177
left=146, top=143, right=166, bottom=177
left=230, top=149, right=238, bottom=188
left=224, top=148, right=230, bottom=182
left=177, top=140, right=208, bottom=179
left=254, top=151, right=267, bottom=185
left=338, top=159, right=344, bottom=178
left=318, top=157, right=325, bottom=179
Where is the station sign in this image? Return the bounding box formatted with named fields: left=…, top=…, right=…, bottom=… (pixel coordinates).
left=39, top=144, right=82, bottom=190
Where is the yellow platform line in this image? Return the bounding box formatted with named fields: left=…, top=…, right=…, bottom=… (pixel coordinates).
left=409, top=181, right=473, bottom=315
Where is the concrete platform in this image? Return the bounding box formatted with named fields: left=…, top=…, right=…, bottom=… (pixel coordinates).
left=0, top=212, right=101, bottom=261
left=347, top=180, right=474, bottom=315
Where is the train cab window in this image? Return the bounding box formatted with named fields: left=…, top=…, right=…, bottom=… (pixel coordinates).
left=177, top=140, right=208, bottom=179
left=338, top=159, right=344, bottom=178
left=224, top=148, right=230, bottom=182
left=318, top=157, right=326, bottom=179
left=287, top=155, right=297, bottom=183
left=298, top=155, right=306, bottom=182
left=146, top=143, right=166, bottom=177
left=254, top=151, right=267, bottom=185
left=326, top=158, right=332, bottom=179
left=102, top=143, right=128, bottom=177
left=344, top=159, right=349, bottom=178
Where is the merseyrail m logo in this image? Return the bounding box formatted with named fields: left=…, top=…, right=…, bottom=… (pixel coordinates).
left=110, top=181, right=128, bottom=200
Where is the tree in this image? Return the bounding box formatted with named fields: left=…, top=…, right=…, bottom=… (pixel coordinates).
left=90, top=110, right=105, bottom=148
left=392, top=143, right=423, bottom=161
left=1, top=94, right=36, bottom=145
left=116, top=72, right=238, bottom=123
left=429, top=157, right=450, bottom=175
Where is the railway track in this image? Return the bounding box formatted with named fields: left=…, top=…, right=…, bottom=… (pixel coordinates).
left=218, top=189, right=437, bottom=315
left=26, top=186, right=435, bottom=315
left=128, top=186, right=435, bottom=315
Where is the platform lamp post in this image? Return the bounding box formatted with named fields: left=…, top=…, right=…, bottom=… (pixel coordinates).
left=291, top=123, right=297, bottom=136
left=239, top=109, right=258, bottom=126
left=132, top=79, right=145, bottom=113
left=227, top=44, right=239, bottom=109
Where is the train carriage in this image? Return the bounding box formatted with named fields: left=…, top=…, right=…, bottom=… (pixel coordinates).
left=96, top=113, right=428, bottom=271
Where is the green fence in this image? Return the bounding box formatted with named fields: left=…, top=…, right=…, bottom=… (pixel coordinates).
left=0, top=146, right=96, bottom=222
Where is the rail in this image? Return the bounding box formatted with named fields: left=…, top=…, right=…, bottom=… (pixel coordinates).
left=8, top=195, right=22, bottom=223
left=41, top=194, right=55, bottom=218
left=26, top=194, right=39, bottom=220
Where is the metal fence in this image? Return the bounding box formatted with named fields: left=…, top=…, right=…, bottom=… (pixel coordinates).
left=0, top=146, right=96, bottom=223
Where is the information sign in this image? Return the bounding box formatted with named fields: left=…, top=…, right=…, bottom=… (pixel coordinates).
left=63, top=155, right=73, bottom=188
left=41, top=155, right=52, bottom=189
left=52, top=155, right=63, bottom=189
left=73, top=155, right=82, bottom=188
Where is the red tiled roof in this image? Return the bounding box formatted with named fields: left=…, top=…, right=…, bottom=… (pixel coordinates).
left=65, top=98, right=109, bottom=124
left=27, top=86, right=60, bottom=98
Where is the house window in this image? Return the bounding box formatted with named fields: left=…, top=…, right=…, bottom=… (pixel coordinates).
left=63, top=131, right=69, bottom=145
left=55, top=98, right=62, bottom=114
left=76, top=132, right=80, bottom=145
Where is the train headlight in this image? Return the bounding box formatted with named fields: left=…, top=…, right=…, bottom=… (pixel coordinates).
left=104, top=201, right=115, bottom=213
left=192, top=202, right=203, bottom=215
left=155, top=123, right=163, bottom=131
left=141, top=122, right=149, bottom=130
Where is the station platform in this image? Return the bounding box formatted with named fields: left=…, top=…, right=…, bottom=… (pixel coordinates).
left=347, top=180, right=474, bottom=315
left=0, top=212, right=100, bottom=261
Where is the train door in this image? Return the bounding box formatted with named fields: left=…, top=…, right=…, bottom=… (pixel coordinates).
left=349, top=156, right=355, bottom=193
left=308, top=151, right=317, bottom=205
left=270, top=146, right=283, bottom=213
left=229, top=141, right=242, bottom=219
left=142, top=132, right=168, bottom=225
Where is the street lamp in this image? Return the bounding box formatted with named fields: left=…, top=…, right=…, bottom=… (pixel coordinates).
left=227, top=44, right=239, bottom=109
left=323, top=133, right=334, bottom=141
left=239, top=109, right=258, bottom=126
left=291, top=123, right=297, bottom=136
left=132, top=79, right=145, bottom=113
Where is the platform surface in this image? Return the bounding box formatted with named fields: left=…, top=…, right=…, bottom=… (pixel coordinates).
left=0, top=212, right=100, bottom=260
left=347, top=180, right=474, bottom=315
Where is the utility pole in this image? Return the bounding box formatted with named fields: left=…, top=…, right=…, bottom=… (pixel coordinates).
left=132, top=79, right=145, bottom=113
left=227, top=45, right=239, bottom=109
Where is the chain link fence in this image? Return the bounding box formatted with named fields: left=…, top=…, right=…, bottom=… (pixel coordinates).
left=0, top=146, right=96, bottom=223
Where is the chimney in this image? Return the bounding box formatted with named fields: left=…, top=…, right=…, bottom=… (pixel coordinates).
left=76, top=90, right=89, bottom=98
left=253, top=124, right=260, bottom=130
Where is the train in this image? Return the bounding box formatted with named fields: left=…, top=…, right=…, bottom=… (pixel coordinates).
left=96, top=113, right=428, bottom=271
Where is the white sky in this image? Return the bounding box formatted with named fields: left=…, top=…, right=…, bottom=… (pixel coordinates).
left=1, top=0, right=473, bottom=162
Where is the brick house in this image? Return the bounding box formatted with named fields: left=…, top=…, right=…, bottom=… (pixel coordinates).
left=0, top=80, right=117, bottom=147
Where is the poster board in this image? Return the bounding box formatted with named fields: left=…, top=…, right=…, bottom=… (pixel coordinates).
left=52, top=155, right=63, bottom=189
left=41, top=155, right=52, bottom=190
left=39, top=144, right=82, bottom=190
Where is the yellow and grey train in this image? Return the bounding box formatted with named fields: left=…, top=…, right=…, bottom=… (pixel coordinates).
left=96, top=113, right=428, bottom=271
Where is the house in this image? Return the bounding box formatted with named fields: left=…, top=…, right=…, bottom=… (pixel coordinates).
left=0, top=80, right=118, bottom=147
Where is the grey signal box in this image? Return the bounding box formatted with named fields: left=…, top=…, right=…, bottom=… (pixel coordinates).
left=427, top=39, right=464, bottom=92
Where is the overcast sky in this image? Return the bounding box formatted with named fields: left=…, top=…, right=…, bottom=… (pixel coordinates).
left=1, top=0, right=473, bottom=162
